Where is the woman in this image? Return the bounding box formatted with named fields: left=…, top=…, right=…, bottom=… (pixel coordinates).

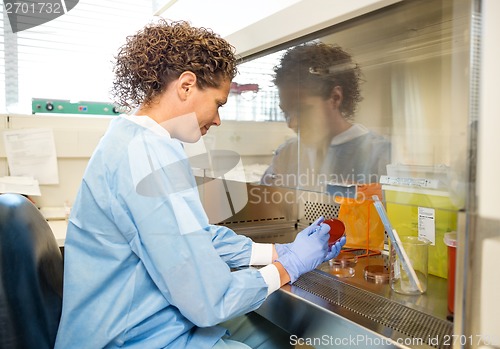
left=261, top=43, right=391, bottom=191
left=54, top=20, right=345, bottom=349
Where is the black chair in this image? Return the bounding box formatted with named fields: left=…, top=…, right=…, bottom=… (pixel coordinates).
left=0, top=193, right=63, bottom=349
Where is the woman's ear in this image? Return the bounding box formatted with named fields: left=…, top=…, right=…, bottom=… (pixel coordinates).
left=178, top=71, right=197, bottom=100
left=331, top=86, right=343, bottom=109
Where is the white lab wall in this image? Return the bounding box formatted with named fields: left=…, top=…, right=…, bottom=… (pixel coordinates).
left=0, top=114, right=113, bottom=208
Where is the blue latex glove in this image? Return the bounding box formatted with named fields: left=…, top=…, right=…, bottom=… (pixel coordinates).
left=274, top=242, right=292, bottom=258
left=276, top=217, right=333, bottom=283
left=275, top=220, right=347, bottom=261
left=275, top=216, right=324, bottom=257
left=328, top=236, right=347, bottom=261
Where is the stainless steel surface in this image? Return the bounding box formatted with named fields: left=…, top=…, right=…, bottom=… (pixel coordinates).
left=459, top=1, right=500, bottom=348
left=229, top=221, right=299, bottom=244
left=247, top=228, right=452, bottom=349
left=318, top=255, right=450, bottom=321
left=200, top=181, right=300, bottom=243
left=454, top=210, right=468, bottom=349
left=457, top=0, right=480, bottom=347
left=257, top=262, right=452, bottom=349
left=214, top=183, right=298, bottom=225
left=467, top=216, right=500, bottom=349
left=258, top=283, right=408, bottom=349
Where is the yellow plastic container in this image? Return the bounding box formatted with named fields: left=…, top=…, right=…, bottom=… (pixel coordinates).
left=383, top=185, right=459, bottom=279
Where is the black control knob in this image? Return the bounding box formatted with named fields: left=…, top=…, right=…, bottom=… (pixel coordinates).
left=46, top=102, right=54, bottom=111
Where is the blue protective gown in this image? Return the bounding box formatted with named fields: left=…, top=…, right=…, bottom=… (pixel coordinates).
left=54, top=115, right=272, bottom=349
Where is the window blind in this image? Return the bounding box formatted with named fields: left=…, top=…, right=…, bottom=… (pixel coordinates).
left=1, top=0, right=153, bottom=114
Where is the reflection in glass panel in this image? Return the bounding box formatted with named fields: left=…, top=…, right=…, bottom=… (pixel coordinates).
left=202, top=0, right=473, bottom=332
left=224, top=0, right=469, bottom=206
left=212, top=0, right=471, bottom=283
left=259, top=41, right=391, bottom=193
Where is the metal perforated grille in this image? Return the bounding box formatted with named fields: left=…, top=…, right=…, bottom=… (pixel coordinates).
left=304, top=201, right=340, bottom=222
left=294, top=271, right=452, bottom=349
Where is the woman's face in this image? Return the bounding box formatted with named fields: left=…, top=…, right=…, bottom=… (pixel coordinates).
left=171, top=79, right=231, bottom=143
left=279, top=86, right=333, bottom=146
left=190, top=80, right=231, bottom=139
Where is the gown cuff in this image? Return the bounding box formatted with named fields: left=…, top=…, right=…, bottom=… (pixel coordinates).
left=258, top=264, right=281, bottom=296
left=249, top=243, right=273, bottom=266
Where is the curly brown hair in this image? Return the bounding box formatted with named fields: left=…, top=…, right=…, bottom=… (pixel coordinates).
left=112, top=19, right=238, bottom=109
left=273, top=42, right=363, bottom=119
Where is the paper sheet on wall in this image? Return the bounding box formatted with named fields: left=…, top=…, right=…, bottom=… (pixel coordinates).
left=2, top=128, right=59, bottom=184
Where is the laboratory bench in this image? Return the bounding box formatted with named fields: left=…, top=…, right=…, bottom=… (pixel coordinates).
left=47, top=215, right=453, bottom=348
left=229, top=220, right=453, bottom=349
left=254, top=254, right=453, bottom=349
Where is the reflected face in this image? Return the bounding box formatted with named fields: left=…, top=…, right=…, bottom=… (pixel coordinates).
left=279, top=86, right=333, bottom=145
